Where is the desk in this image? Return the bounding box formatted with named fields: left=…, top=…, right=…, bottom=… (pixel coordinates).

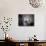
left=13, top=40, right=46, bottom=46
left=5, top=39, right=46, bottom=46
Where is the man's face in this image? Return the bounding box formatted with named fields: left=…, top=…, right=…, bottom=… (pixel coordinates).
left=23, top=16, right=33, bottom=26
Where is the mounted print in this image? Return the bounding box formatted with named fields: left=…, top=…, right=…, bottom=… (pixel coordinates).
left=18, top=14, right=34, bottom=26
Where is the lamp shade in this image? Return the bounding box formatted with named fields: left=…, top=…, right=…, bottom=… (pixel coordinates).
left=29, top=0, right=43, bottom=8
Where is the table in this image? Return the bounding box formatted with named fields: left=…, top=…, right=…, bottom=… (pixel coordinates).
left=5, top=39, right=46, bottom=46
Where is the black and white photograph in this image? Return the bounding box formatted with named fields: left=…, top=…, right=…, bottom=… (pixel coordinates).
left=18, top=14, right=34, bottom=26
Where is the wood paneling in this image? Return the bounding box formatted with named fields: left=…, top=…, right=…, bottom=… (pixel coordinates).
left=24, top=43, right=28, bottom=46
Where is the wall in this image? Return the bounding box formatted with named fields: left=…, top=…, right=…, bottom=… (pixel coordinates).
left=0, top=0, right=46, bottom=40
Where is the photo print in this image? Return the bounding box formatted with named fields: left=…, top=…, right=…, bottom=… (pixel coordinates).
left=18, top=14, right=34, bottom=26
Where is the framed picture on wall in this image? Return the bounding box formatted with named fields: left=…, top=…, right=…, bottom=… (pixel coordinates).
left=18, top=14, right=34, bottom=26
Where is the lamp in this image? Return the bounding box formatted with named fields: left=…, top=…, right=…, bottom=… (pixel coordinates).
left=29, top=0, right=43, bottom=8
